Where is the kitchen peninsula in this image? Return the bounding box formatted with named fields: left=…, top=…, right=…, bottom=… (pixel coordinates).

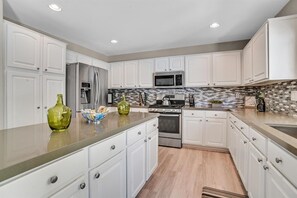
left=0, top=112, right=159, bottom=198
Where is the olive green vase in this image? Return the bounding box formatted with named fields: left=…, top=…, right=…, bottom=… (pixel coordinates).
left=117, top=95, right=130, bottom=115
left=47, top=94, right=72, bottom=132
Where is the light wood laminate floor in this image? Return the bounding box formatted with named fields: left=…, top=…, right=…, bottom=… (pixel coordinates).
left=137, top=147, right=246, bottom=198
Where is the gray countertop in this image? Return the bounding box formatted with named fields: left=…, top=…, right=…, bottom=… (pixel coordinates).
left=182, top=106, right=233, bottom=111
left=0, top=112, right=159, bottom=182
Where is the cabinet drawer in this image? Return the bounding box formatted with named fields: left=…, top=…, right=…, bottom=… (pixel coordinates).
left=250, top=128, right=267, bottom=155
left=234, top=118, right=249, bottom=138
left=0, top=150, right=86, bottom=198
left=268, top=140, right=297, bottom=187
left=183, top=110, right=205, bottom=118
left=127, top=123, right=146, bottom=146
left=229, top=114, right=237, bottom=124
left=89, top=132, right=126, bottom=168
left=205, top=111, right=227, bottom=119
left=146, top=118, right=158, bottom=134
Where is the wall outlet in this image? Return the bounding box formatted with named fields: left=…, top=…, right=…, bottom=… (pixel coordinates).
left=235, top=92, right=240, bottom=99
left=291, top=91, right=297, bottom=101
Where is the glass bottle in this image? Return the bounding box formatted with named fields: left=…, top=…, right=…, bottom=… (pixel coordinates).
left=117, top=95, right=130, bottom=115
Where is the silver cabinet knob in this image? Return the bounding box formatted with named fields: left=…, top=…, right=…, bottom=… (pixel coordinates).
left=191, top=113, right=194, bottom=115
left=234, top=121, right=237, bottom=123
left=37, top=106, right=40, bottom=109
left=153, top=124, right=156, bottom=127
left=144, top=139, right=147, bottom=142
left=94, top=173, right=100, bottom=179
left=213, top=83, right=216, bottom=85
left=275, top=158, right=282, bottom=163
left=257, top=158, right=263, bottom=163
left=80, top=182, right=86, bottom=189
left=252, top=137, right=256, bottom=141
left=44, top=106, right=47, bottom=109
left=110, top=145, right=116, bottom=150
left=45, top=69, right=48, bottom=71
left=241, top=127, right=244, bottom=130
left=135, top=85, right=137, bottom=87
left=243, top=141, right=247, bottom=144
left=37, top=67, right=40, bottom=70
left=138, top=131, right=141, bottom=135
left=263, top=165, right=269, bottom=170
left=214, top=114, right=217, bottom=116
left=50, top=176, right=58, bottom=184
left=200, top=119, right=203, bottom=122
left=148, top=137, right=151, bottom=140
left=206, top=120, right=208, bottom=122
left=208, top=83, right=210, bottom=86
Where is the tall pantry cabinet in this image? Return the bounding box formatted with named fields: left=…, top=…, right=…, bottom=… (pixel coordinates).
left=4, top=20, right=66, bottom=128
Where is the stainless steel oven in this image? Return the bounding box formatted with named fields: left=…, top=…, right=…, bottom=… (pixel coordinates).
left=158, top=114, right=181, bottom=139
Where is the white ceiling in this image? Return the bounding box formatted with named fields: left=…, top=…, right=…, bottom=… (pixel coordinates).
left=4, top=0, right=289, bottom=56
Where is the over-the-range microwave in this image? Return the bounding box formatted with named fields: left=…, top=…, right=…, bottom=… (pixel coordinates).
left=153, top=71, right=185, bottom=88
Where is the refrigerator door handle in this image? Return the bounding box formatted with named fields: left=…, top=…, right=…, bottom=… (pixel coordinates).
left=97, top=71, right=101, bottom=106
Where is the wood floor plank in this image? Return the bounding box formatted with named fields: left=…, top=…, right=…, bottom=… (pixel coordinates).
left=137, top=147, right=246, bottom=198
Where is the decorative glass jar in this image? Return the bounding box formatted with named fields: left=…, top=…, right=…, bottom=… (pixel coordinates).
left=117, top=95, right=130, bottom=115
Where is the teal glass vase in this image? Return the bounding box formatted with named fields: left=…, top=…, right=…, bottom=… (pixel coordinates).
left=47, top=94, right=72, bottom=132
left=117, top=95, right=130, bottom=115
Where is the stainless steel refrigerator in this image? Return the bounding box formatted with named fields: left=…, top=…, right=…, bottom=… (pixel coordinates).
left=66, top=63, right=108, bottom=117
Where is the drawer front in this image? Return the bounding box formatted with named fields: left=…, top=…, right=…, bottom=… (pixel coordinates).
left=268, top=140, right=297, bottom=187
left=127, top=123, right=146, bottom=146
left=183, top=110, right=205, bottom=118
left=146, top=118, right=158, bottom=134
left=229, top=114, right=237, bottom=124
left=234, top=118, right=249, bottom=138
left=205, top=111, right=227, bottom=119
left=89, top=132, right=126, bottom=168
left=0, top=150, right=86, bottom=198
left=250, top=128, right=267, bottom=155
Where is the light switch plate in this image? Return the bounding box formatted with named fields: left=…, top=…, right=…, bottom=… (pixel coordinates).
left=291, top=91, right=297, bottom=101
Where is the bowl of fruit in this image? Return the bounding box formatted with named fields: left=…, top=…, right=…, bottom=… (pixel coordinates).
left=81, top=106, right=109, bottom=124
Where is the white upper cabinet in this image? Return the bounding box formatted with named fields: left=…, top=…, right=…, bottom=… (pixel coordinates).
left=155, top=57, right=169, bottom=72
left=110, top=62, right=124, bottom=88
left=43, top=36, right=66, bottom=74
left=77, top=54, right=92, bottom=65
left=169, top=56, right=184, bottom=71
left=212, top=51, right=241, bottom=86
left=92, top=59, right=109, bottom=70
left=66, top=50, right=78, bottom=64
left=252, top=24, right=268, bottom=82
left=5, top=21, right=41, bottom=71
left=185, top=54, right=211, bottom=87
left=138, top=59, right=154, bottom=88
left=124, top=61, right=139, bottom=88
left=243, top=43, right=253, bottom=84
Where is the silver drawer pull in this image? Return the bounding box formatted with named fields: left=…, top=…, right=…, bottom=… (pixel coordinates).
left=275, top=158, right=282, bottom=163
left=191, top=113, right=194, bottom=115
left=257, top=158, right=263, bottom=163
left=234, top=121, right=237, bottom=123
left=110, top=145, right=116, bottom=150
left=94, top=173, right=100, bottom=179
left=243, top=141, right=247, bottom=144
left=214, top=114, right=217, bottom=116
left=240, top=127, right=244, bottom=130
left=263, top=165, right=269, bottom=170
left=138, top=131, right=141, bottom=135
left=80, top=182, right=86, bottom=189
left=50, top=176, right=58, bottom=184
left=252, top=137, right=256, bottom=141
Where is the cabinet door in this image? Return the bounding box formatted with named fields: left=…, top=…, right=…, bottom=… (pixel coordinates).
left=212, top=51, right=241, bottom=86
left=243, top=42, right=253, bottom=84
left=77, top=54, right=92, bottom=65
left=248, top=144, right=265, bottom=198
left=124, top=60, right=138, bottom=88
left=50, top=176, right=88, bottom=198
left=146, top=130, right=158, bottom=180
left=266, top=162, right=297, bottom=198
left=5, top=21, right=41, bottom=71
left=138, top=59, right=154, bottom=88
left=66, top=50, right=78, bottom=64
left=43, top=75, right=65, bottom=123
left=169, top=56, right=184, bottom=71
left=110, top=62, right=124, bottom=88
left=155, top=57, right=169, bottom=72
left=204, top=118, right=226, bottom=147
left=89, top=151, right=126, bottom=198
left=43, top=36, right=66, bottom=74
left=252, top=24, right=268, bottom=82
left=237, top=131, right=249, bottom=188
left=228, top=123, right=237, bottom=163
left=6, top=71, right=42, bottom=128
left=127, top=138, right=146, bottom=198
left=185, top=54, right=211, bottom=87
left=182, top=117, right=204, bottom=145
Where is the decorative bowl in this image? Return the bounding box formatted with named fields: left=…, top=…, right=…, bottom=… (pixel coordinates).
left=81, top=109, right=107, bottom=124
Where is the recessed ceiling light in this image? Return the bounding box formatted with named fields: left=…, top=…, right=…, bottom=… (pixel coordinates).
left=49, top=4, right=62, bottom=12
left=110, top=40, right=118, bottom=44
left=210, top=22, right=220, bottom=29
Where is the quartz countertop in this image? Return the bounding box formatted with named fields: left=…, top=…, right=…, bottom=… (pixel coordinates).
left=231, top=109, right=297, bottom=156
left=182, top=106, right=233, bottom=111
left=0, top=112, right=159, bottom=182
left=107, top=104, right=149, bottom=108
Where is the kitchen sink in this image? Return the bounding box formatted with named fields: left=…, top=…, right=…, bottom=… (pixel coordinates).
left=268, top=124, right=297, bottom=139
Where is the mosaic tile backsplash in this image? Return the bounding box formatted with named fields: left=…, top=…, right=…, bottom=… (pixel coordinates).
left=109, top=87, right=258, bottom=108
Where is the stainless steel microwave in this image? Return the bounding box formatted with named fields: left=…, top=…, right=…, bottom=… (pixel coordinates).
left=154, top=71, right=185, bottom=88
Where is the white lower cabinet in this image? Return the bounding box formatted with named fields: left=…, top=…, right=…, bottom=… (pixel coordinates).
left=236, top=130, right=249, bottom=188
left=228, top=123, right=237, bottom=164
left=146, top=130, right=158, bottom=180
left=127, top=138, right=147, bottom=198
left=204, top=118, right=226, bottom=148
left=89, top=151, right=126, bottom=198
left=182, top=117, right=204, bottom=145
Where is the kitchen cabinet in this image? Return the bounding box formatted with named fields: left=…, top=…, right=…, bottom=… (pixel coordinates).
left=42, top=75, right=65, bottom=123
left=77, top=54, right=92, bottom=65
left=155, top=56, right=184, bottom=72
left=127, top=138, right=146, bottom=198
left=5, top=21, right=41, bottom=71
left=138, top=59, right=154, bottom=88
left=182, top=117, right=204, bottom=145
left=110, top=62, right=124, bottom=88
left=146, top=130, right=158, bottom=180
left=66, top=50, right=78, bottom=64
left=243, top=42, right=253, bottom=84
left=248, top=143, right=265, bottom=198
left=43, top=36, right=66, bottom=74
left=265, top=162, right=297, bottom=198
left=89, top=151, right=126, bottom=198
left=212, top=51, right=241, bottom=86
left=228, top=123, right=238, bottom=164
left=204, top=118, right=226, bottom=148
left=6, top=71, right=42, bottom=128
left=185, top=54, right=211, bottom=87
left=124, top=61, right=139, bottom=88
left=236, top=130, right=249, bottom=188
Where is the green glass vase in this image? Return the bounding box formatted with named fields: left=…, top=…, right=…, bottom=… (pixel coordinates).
left=47, top=94, right=72, bottom=132
left=117, top=95, right=130, bottom=115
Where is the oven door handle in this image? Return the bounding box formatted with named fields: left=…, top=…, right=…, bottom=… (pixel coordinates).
left=159, top=114, right=180, bottom=117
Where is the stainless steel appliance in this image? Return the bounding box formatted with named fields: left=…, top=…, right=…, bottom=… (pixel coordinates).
left=149, top=94, right=185, bottom=148
left=154, top=71, right=184, bottom=88
left=66, top=63, right=108, bottom=117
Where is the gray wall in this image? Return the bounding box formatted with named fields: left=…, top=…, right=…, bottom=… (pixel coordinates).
left=108, top=40, right=249, bottom=62
left=0, top=0, right=3, bottom=130
left=277, top=0, right=297, bottom=17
